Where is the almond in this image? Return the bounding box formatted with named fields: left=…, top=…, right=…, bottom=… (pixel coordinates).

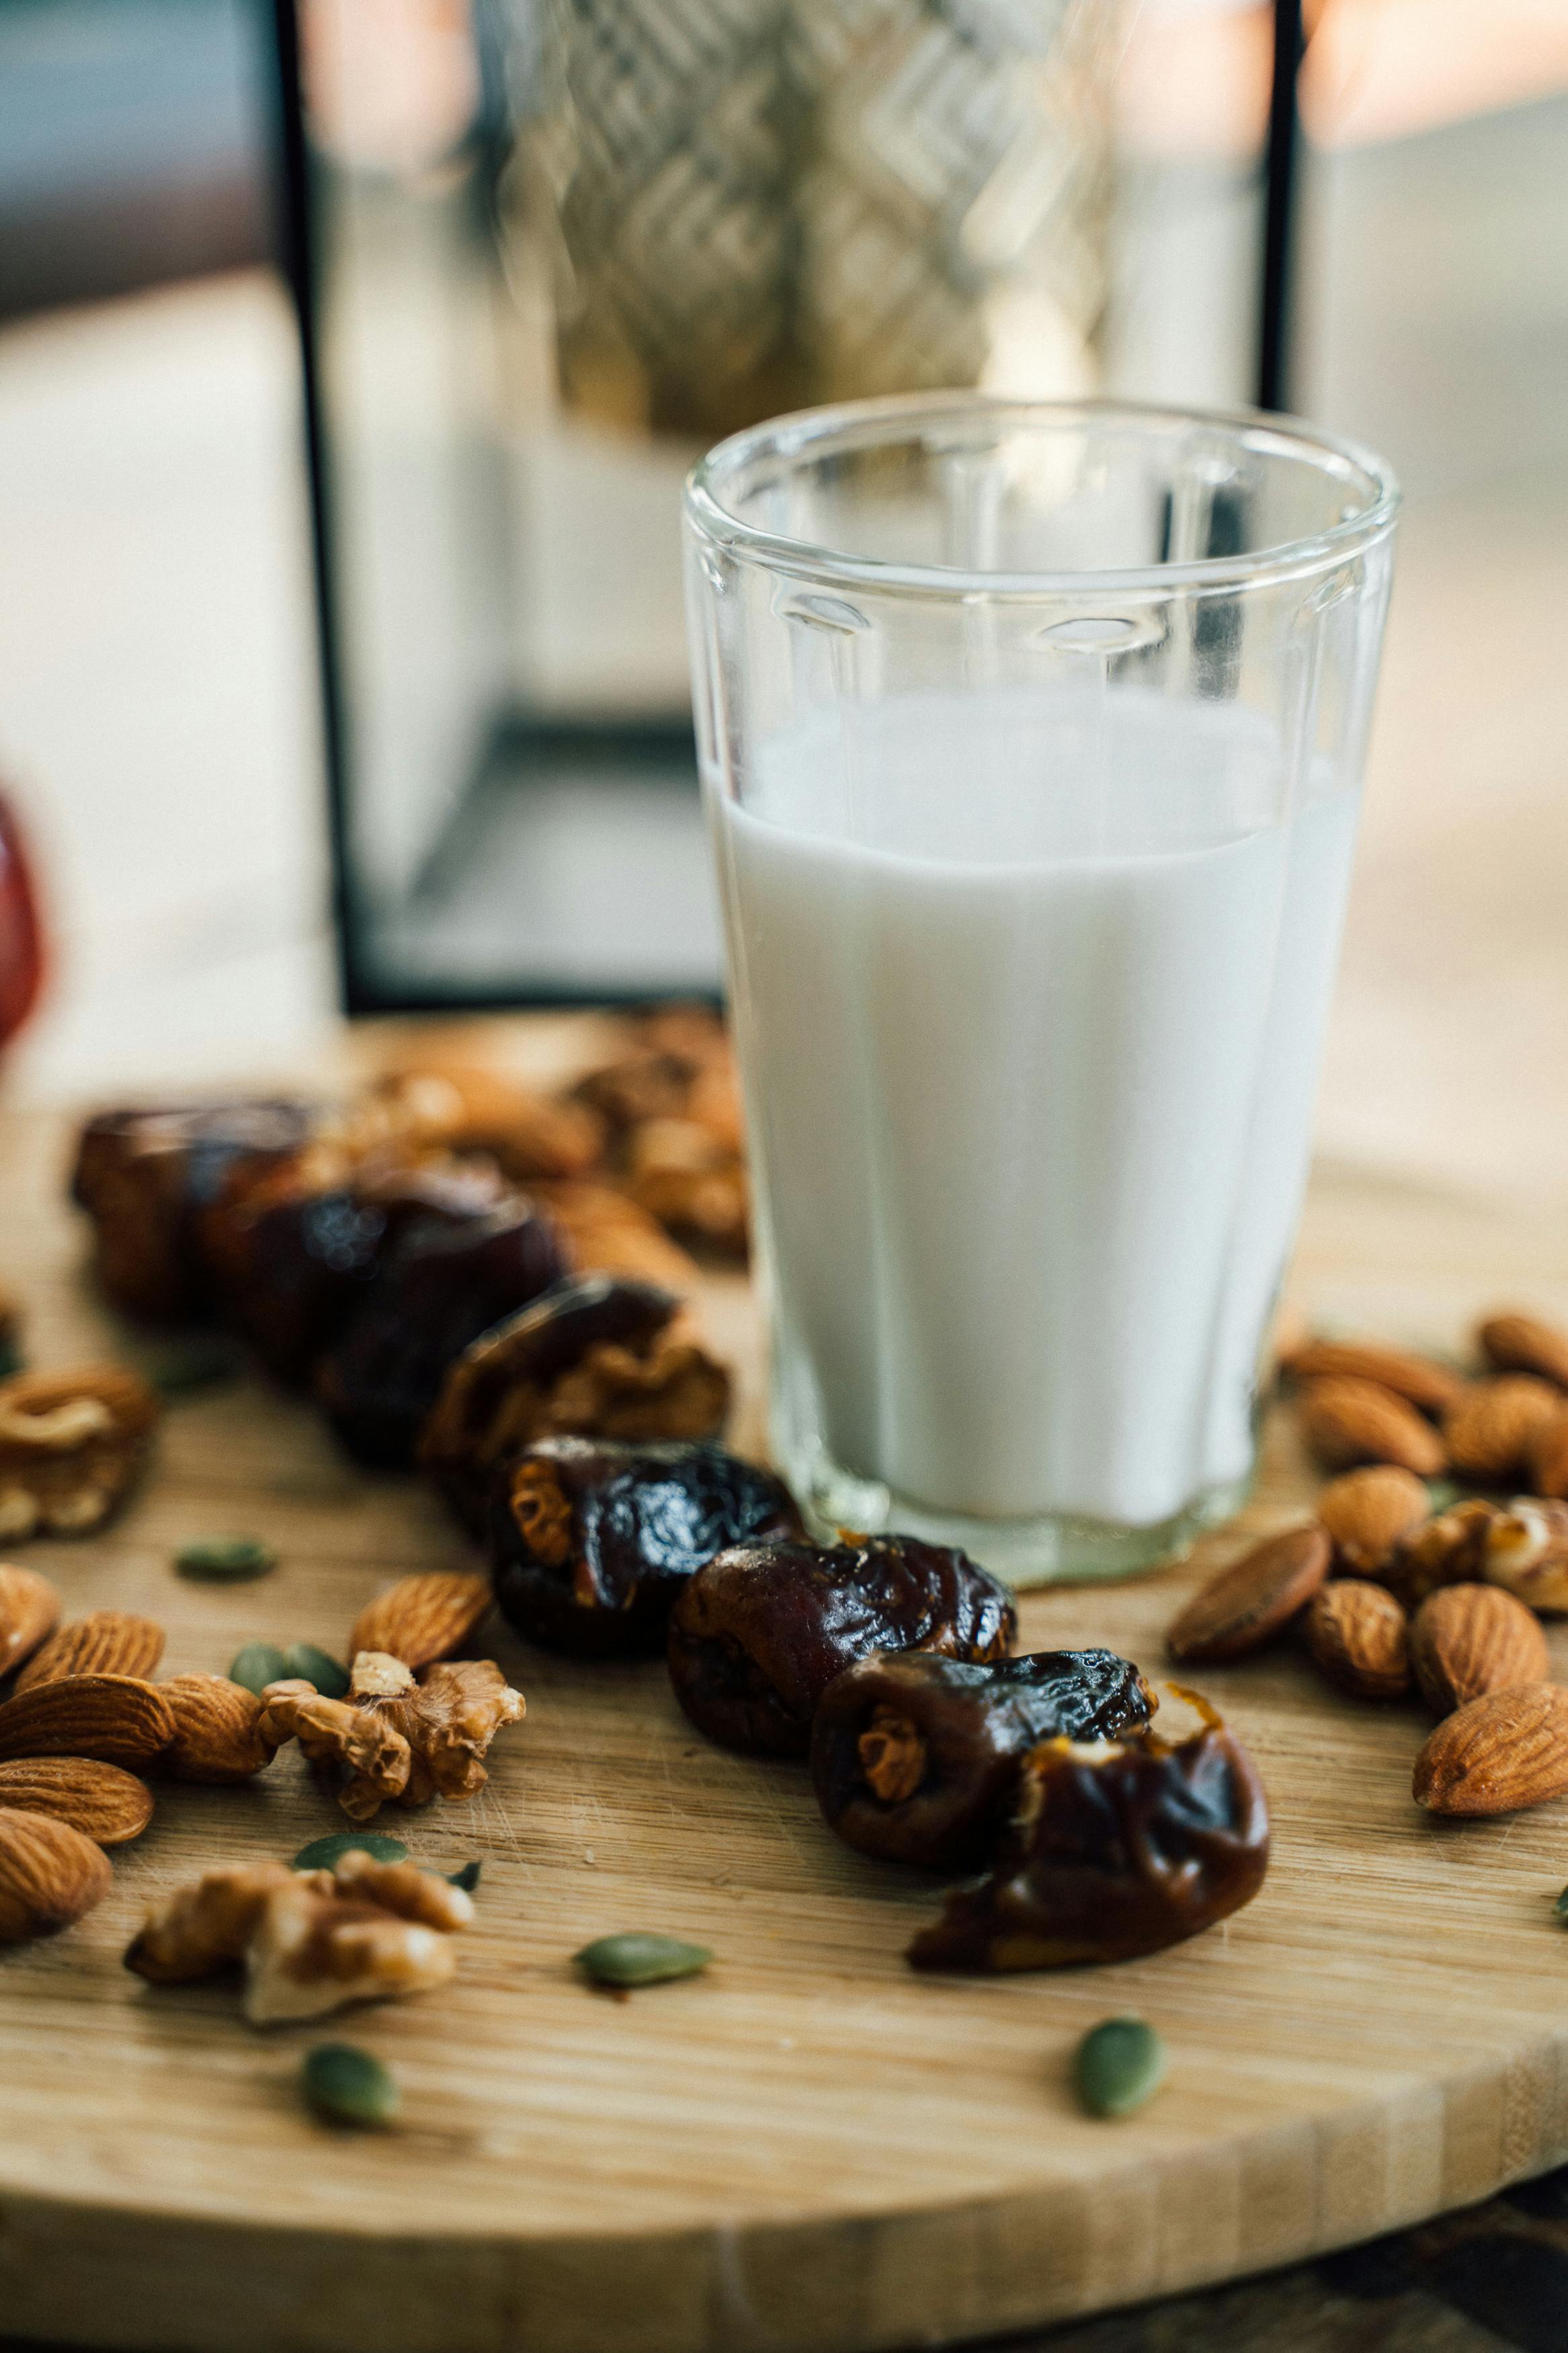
left=13, top=1609, right=165, bottom=1692
left=1305, top=1581, right=1410, bottom=1699
left=1409, top=1584, right=1549, bottom=1716
left=0, top=1757, right=153, bottom=1846
left=160, top=1675, right=281, bottom=1784
left=1527, top=1409, right=1568, bottom=1503
left=0, top=1805, right=112, bottom=1942
left=1316, top=1466, right=1430, bottom=1576
left=1281, top=1339, right=1460, bottom=1417
left=0, top=1563, right=60, bottom=1679
left=1478, top=1311, right=1568, bottom=1392
left=349, top=1570, right=491, bottom=1670
left=1166, top=1522, right=1330, bottom=1662
left=1298, top=1378, right=1446, bottom=1478
left=0, top=1673, right=175, bottom=1766
left=1443, top=1378, right=1563, bottom=1485
left=1413, top=1683, right=1568, bottom=1816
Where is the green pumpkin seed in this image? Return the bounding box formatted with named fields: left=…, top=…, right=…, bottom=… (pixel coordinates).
left=448, top=1861, right=482, bottom=1893
left=0, top=1337, right=24, bottom=1380
left=1073, top=2016, right=1166, bottom=2119
left=146, top=1338, right=241, bottom=1396
left=175, top=1536, right=276, bottom=1581
left=575, top=1932, right=712, bottom=1989
left=229, top=1641, right=291, bottom=1696
left=1553, top=1885, right=1568, bottom=1919
left=301, top=2043, right=399, bottom=2128
left=284, top=1642, right=350, bottom=1699
left=292, top=1831, right=409, bottom=1873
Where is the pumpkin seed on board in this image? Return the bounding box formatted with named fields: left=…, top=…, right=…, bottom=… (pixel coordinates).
left=301, top=2044, right=399, bottom=2128
left=284, top=1642, right=350, bottom=1699
left=1073, top=2017, right=1167, bottom=2119
left=448, top=1861, right=481, bottom=1893
left=292, top=1831, right=409, bottom=1873
left=1553, top=1886, right=1568, bottom=1920
left=575, top=1933, right=712, bottom=1989
left=229, top=1642, right=291, bottom=1697
left=175, top=1538, right=276, bottom=1582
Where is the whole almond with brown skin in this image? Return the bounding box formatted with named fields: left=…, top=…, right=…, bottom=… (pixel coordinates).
left=1479, top=1312, right=1568, bottom=1392
left=1306, top=1580, right=1410, bottom=1699
left=1443, top=1378, right=1563, bottom=1485
left=1167, top=1522, right=1330, bottom=1662
left=0, top=1673, right=175, bottom=1766
left=1528, top=1410, right=1568, bottom=1503
left=1299, top=1378, right=1446, bottom=1478
left=1413, top=1683, right=1568, bottom=1816
left=1282, top=1339, right=1460, bottom=1417
left=0, top=1805, right=112, bottom=1942
left=0, top=1757, right=153, bottom=1846
left=0, top=1563, right=60, bottom=1679
left=349, top=1571, right=491, bottom=1670
left=1316, top=1466, right=1430, bottom=1576
left=1409, top=1584, right=1549, bottom=1716
left=159, top=1675, right=280, bottom=1784
left=14, top=1609, right=165, bottom=1693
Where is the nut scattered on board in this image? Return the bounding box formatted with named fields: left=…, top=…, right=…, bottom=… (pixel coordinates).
left=159, top=1676, right=282, bottom=1784
left=1413, top=1683, right=1568, bottom=1817
left=0, top=1365, right=159, bottom=1539
left=1478, top=1312, right=1568, bottom=1392
left=0, top=1673, right=176, bottom=1767
left=575, top=1931, right=712, bottom=1989
left=301, top=2041, right=400, bottom=2128
left=175, top=1537, right=277, bottom=1583
left=0, top=1805, right=112, bottom=1943
left=125, top=1851, right=474, bottom=2024
left=1385, top=1500, right=1499, bottom=1609
left=259, top=1652, right=525, bottom=1821
left=1165, top=1523, right=1329, bottom=1663
left=1073, top=2016, right=1167, bottom=2120
left=348, top=1571, right=492, bottom=1672
left=1297, top=1377, right=1446, bottom=1478
left=1408, top=1585, right=1549, bottom=1716
left=0, top=1562, right=60, bottom=1678
left=14, top=1609, right=165, bottom=1691
left=1315, top=1467, right=1430, bottom=1577
left=1481, top=1499, right=1568, bottom=1614
left=1443, top=1378, right=1563, bottom=1486
left=0, top=1757, right=153, bottom=1847
left=1280, top=1339, right=1460, bottom=1417
left=1305, top=1581, right=1410, bottom=1700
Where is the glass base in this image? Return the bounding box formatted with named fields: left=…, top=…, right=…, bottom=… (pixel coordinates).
left=780, top=1424, right=1251, bottom=1589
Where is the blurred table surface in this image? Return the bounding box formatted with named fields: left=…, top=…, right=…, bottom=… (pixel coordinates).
left=1, top=267, right=1567, bottom=2353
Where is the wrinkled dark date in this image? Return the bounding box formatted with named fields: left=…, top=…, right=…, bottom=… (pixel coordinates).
left=70, top=1100, right=315, bottom=1321
left=490, top=1437, right=801, bottom=1657
left=314, top=1203, right=567, bottom=1468
left=811, top=1649, right=1153, bottom=1872
left=420, top=1276, right=730, bottom=1533
left=906, top=1718, right=1269, bottom=1972
left=200, top=1153, right=513, bottom=1382
left=667, top=1537, right=1017, bottom=1759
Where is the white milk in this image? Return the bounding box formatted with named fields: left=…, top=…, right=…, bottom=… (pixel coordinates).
left=709, top=685, right=1358, bottom=1532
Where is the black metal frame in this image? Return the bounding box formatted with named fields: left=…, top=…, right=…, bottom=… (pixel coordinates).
left=267, top=0, right=1305, bottom=1017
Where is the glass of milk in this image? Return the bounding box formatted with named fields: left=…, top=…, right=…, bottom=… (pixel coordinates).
left=683, top=398, right=1399, bottom=1583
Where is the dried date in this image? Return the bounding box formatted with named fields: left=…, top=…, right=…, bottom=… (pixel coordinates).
left=811, top=1648, right=1153, bottom=1872
left=667, top=1536, right=1016, bottom=1758
left=421, top=1276, right=730, bottom=1531
left=490, top=1437, right=800, bottom=1657
left=907, top=1711, right=1269, bottom=1972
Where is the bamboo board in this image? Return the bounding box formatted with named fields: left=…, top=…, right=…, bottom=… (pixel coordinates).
left=5, top=1100, right=1568, bottom=2353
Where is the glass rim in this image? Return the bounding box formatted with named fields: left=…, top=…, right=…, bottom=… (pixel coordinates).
left=684, top=391, right=1401, bottom=600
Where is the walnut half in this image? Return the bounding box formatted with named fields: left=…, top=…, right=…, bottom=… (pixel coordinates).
left=260, top=1652, right=525, bottom=1821
left=0, top=1365, right=159, bottom=1540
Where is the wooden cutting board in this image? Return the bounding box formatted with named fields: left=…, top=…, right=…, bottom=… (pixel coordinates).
left=5, top=1099, right=1568, bottom=2353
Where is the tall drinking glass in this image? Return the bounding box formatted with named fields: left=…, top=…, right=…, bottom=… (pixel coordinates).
left=684, top=397, right=1399, bottom=1583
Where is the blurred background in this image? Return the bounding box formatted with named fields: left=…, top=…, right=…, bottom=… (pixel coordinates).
left=0, top=0, right=1563, bottom=1206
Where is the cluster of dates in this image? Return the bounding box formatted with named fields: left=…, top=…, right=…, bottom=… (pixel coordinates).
left=70, top=1039, right=1269, bottom=1975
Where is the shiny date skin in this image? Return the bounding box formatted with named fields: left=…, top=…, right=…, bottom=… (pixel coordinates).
left=811, top=1648, right=1154, bottom=1873
left=907, top=1717, right=1270, bottom=1972
left=491, top=1437, right=802, bottom=1658
left=667, top=1536, right=1016, bottom=1759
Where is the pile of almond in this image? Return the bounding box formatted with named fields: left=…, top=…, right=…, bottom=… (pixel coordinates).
left=1169, top=1307, right=1568, bottom=1818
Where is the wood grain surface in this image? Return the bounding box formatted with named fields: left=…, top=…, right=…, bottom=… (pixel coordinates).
left=3, top=1101, right=1568, bottom=2353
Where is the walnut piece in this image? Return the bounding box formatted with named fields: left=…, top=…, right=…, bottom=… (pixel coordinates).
left=261, top=1652, right=525, bottom=1821
left=124, top=1852, right=474, bottom=2024
left=626, top=1120, right=749, bottom=1258
left=0, top=1365, right=159, bottom=1540
left=370, top=1066, right=604, bottom=1181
